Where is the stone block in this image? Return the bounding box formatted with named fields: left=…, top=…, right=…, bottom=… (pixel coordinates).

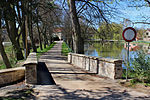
left=85, top=57, right=90, bottom=71
left=25, top=64, right=37, bottom=84
left=89, top=57, right=98, bottom=73
left=98, top=62, right=115, bottom=79
left=0, top=67, right=25, bottom=86
left=68, top=53, right=123, bottom=79
left=23, top=52, right=38, bottom=84
left=68, top=53, right=72, bottom=63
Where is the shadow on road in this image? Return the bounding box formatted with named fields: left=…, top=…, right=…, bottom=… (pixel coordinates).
left=36, top=85, right=150, bottom=100
left=37, top=62, right=56, bottom=85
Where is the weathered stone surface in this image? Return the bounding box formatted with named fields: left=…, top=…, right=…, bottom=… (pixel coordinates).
left=25, top=64, right=37, bottom=84
left=99, top=62, right=115, bottom=79
left=98, top=57, right=122, bottom=63
left=24, top=52, right=37, bottom=66
left=85, top=56, right=90, bottom=71
left=23, top=52, right=38, bottom=84
left=81, top=56, right=86, bottom=69
left=89, top=57, right=98, bottom=73
left=0, top=67, right=25, bottom=86
left=68, top=53, right=72, bottom=63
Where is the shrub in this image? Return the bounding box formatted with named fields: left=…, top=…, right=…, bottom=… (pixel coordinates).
left=131, top=51, right=150, bottom=83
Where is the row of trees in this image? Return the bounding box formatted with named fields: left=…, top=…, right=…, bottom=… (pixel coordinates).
left=0, top=0, right=62, bottom=68
left=0, top=0, right=150, bottom=69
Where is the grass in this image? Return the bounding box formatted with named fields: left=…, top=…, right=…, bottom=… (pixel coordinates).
left=61, top=42, right=72, bottom=56
left=36, top=42, right=56, bottom=58
left=122, top=69, right=136, bottom=79
left=0, top=62, right=6, bottom=69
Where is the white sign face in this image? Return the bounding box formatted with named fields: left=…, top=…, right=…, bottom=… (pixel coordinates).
left=124, top=29, right=135, bottom=40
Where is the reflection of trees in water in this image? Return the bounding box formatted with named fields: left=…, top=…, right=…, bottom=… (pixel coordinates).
left=84, top=42, right=149, bottom=59
left=84, top=42, right=150, bottom=69
left=93, top=42, right=124, bottom=58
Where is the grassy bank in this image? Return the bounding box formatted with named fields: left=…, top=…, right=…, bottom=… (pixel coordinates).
left=61, top=42, right=71, bottom=56
left=37, top=42, right=56, bottom=58
left=0, top=42, right=56, bottom=70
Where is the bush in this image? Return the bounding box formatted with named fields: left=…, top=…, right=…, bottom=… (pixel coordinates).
left=131, top=51, right=150, bottom=83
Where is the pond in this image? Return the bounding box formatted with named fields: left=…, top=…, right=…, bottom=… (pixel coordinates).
left=84, top=41, right=150, bottom=68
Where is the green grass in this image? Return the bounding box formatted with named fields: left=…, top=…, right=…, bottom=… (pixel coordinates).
left=0, top=62, right=6, bottom=70
left=36, top=42, right=56, bottom=58
left=122, top=69, right=136, bottom=79
left=61, top=42, right=72, bottom=56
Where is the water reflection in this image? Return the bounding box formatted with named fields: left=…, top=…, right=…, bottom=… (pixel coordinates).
left=84, top=42, right=150, bottom=68
left=85, top=42, right=124, bottom=59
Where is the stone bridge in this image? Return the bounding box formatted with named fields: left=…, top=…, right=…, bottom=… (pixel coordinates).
left=23, top=41, right=150, bottom=99
left=1, top=41, right=150, bottom=99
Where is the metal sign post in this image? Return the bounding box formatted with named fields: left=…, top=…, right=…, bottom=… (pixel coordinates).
left=126, top=42, right=130, bottom=81
left=122, top=27, right=137, bottom=81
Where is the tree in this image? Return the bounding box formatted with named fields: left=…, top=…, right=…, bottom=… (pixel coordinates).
left=68, top=0, right=84, bottom=54
left=34, top=0, right=62, bottom=50
left=0, top=10, right=12, bottom=68
left=27, top=0, right=37, bottom=52
left=62, top=11, right=73, bottom=50
left=60, top=0, right=119, bottom=53
left=1, top=0, right=24, bottom=60
left=97, top=22, right=123, bottom=40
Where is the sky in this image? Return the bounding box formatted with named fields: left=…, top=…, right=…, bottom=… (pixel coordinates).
left=110, top=0, right=150, bottom=29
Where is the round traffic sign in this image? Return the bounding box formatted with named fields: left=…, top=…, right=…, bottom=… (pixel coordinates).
left=122, top=27, right=137, bottom=42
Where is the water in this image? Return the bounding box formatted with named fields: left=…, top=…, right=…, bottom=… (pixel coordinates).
left=84, top=42, right=150, bottom=68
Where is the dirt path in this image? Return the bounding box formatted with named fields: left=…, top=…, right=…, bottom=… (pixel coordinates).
left=34, top=41, right=150, bottom=100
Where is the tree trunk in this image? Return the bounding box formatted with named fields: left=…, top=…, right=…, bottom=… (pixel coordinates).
left=36, top=21, right=43, bottom=50
left=28, top=6, right=37, bottom=52
left=0, top=12, right=12, bottom=68
left=3, top=3, right=24, bottom=60
left=48, top=29, right=52, bottom=45
left=5, top=19, right=24, bottom=60
left=43, top=26, right=48, bottom=48
left=68, top=0, right=84, bottom=54
left=36, top=9, right=43, bottom=50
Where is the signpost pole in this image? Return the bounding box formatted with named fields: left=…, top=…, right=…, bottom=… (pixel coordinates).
left=126, top=42, right=130, bottom=81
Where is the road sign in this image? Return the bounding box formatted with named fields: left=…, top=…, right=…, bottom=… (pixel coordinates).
left=122, top=27, right=137, bottom=81
left=122, top=27, right=137, bottom=42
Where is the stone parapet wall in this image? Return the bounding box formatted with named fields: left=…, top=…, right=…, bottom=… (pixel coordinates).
left=68, top=53, right=122, bottom=79
left=0, top=67, right=25, bottom=87
left=23, top=52, right=38, bottom=84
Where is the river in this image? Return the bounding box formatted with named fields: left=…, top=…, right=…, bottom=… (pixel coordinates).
left=84, top=42, right=150, bottom=68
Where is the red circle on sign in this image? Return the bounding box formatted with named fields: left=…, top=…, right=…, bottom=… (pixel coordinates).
left=122, top=27, right=137, bottom=42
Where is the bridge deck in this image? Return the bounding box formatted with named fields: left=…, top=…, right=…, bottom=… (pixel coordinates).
left=34, top=41, right=149, bottom=99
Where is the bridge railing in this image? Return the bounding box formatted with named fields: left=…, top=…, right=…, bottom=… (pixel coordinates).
left=23, top=52, right=38, bottom=84
left=68, top=53, right=122, bottom=79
